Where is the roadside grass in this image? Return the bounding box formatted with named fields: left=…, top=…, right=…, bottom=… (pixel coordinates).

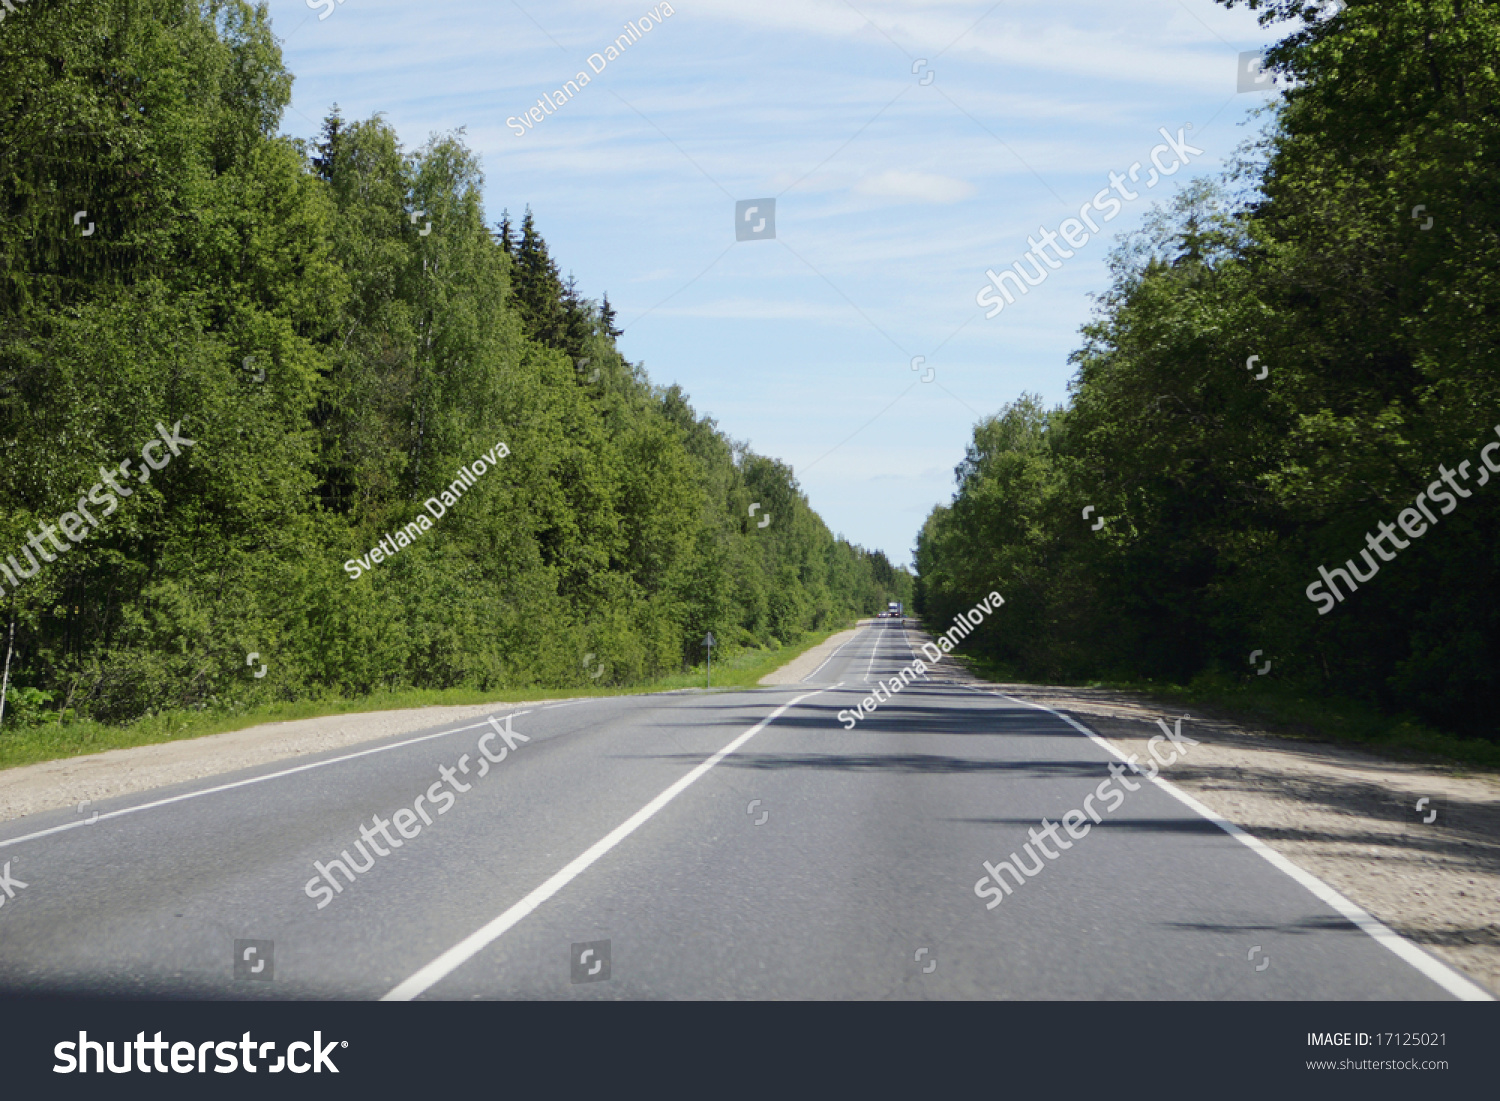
left=0, top=623, right=854, bottom=772
left=648, top=623, right=854, bottom=691
left=952, top=650, right=1500, bottom=773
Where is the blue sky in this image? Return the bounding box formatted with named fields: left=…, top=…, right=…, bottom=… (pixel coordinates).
left=263, top=0, right=1306, bottom=569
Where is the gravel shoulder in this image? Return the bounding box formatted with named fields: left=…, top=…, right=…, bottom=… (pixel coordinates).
left=13, top=620, right=1492, bottom=998
left=909, top=640, right=1500, bottom=997
left=0, top=699, right=574, bottom=825
left=757, top=620, right=873, bottom=685
left=0, top=620, right=872, bottom=826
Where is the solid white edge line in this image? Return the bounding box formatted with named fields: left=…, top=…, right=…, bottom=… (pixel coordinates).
left=960, top=685, right=1493, bottom=1002
left=800, top=626, right=865, bottom=683
left=0, top=710, right=537, bottom=851
left=381, top=684, right=841, bottom=1002
left=0, top=688, right=731, bottom=852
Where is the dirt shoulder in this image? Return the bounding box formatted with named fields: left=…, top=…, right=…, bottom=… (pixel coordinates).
left=916, top=646, right=1500, bottom=997
left=0, top=699, right=573, bottom=825
left=758, top=620, right=873, bottom=685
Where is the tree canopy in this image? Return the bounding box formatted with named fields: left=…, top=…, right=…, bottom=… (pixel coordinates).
left=916, top=0, right=1499, bottom=741
left=0, top=0, right=910, bottom=725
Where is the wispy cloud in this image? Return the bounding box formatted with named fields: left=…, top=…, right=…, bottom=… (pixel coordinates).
left=264, top=0, right=1285, bottom=567
left=853, top=169, right=975, bottom=203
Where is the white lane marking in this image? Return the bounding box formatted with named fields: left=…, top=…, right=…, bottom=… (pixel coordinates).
left=862, top=623, right=883, bottom=683
left=0, top=711, right=539, bottom=851
left=0, top=690, right=724, bottom=851
left=959, top=685, right=1493, bottom=1003
left=382, top=684, right=841, bottom=1001
left=0, top=682, right=823, bottom=850
left=900, top=622, right=950, bottom=675
left=901, top=624, right=922, bottom=661
left=800, top=626, right=865, bottom=683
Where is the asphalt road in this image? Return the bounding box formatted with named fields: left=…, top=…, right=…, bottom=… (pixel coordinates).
left=0, top=620, right=1482, bottom=1000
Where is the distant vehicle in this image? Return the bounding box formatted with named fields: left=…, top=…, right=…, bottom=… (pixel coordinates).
left=887, top=601, right=903, bottom=617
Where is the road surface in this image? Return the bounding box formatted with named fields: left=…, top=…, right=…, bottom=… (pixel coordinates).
left=0, top=620, right=1481, bottom=1000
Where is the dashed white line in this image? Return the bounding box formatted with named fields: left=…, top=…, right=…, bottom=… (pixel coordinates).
left=862, top=623, right=884, bottom=682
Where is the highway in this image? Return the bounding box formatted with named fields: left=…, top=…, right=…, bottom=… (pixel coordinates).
left=0, top=619, right=1477, bottom=1000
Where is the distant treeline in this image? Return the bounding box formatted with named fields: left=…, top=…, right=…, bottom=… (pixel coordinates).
left=0, top=0, right=910, bottom=725
left=916, top=0, right=1498, bottom=741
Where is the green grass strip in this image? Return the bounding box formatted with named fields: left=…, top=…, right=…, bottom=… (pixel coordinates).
left=0, top=623, right=854, bottom=772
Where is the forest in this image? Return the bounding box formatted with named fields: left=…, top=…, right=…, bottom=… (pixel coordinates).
left=0, top=0, right=910, bottom=729
left=915, top=0, right=1499, bottom=742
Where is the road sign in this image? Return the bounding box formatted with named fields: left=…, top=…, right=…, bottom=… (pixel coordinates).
left=704, top=632, right=714, bottom=687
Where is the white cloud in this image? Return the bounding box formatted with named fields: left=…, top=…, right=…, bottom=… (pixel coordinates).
left=264, top=0, right=1280, bottom=565
left=853, top=169, right=975, bottom=203
left=655, top=0, right=1272, bottom=89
